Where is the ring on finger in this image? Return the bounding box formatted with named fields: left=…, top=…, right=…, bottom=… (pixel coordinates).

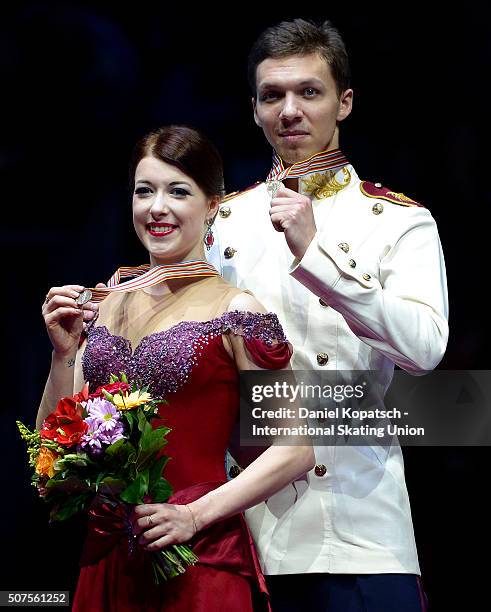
left=44, top=295, right=50, bottom=304
left=147, top=515, right=154, bottom=527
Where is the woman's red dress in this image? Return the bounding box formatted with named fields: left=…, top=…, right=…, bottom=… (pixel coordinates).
left=73, top=311, right=291, bottom=611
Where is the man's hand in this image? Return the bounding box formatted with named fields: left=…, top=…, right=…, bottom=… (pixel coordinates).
left=270, top=185, right=316, bottom=260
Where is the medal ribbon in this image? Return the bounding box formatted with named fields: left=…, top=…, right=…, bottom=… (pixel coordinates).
left=84, top=260, right=219, bottom=304
left=266, top=147, right=349, bottom=182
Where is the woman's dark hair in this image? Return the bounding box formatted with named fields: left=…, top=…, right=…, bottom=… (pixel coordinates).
left=130, top=125, right=225, bottom=198
left=247, top=19, right=351, bottom=98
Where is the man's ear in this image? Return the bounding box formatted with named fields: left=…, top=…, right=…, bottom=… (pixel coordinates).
left=252, top=97, right=261, bottom=127
left=337, top=89, right=353, bottom=122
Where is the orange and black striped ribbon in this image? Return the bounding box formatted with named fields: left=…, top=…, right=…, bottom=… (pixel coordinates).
left=266, top=148, right=349, bottom=182
left=87, top=260, right=219, bottom=303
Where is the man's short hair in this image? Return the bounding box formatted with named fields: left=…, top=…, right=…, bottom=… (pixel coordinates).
left=247, top=19, right=351, bottom=99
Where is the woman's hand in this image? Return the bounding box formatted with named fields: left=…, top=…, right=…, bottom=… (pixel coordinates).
left=132, top=503, right=197, bottom=551
left=42, top=285, right=96, bottom=356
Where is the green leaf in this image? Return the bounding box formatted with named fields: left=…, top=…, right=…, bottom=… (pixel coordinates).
left=149, top=476, right=173, bottom=503
left=148, top=455, right=169, bottom=482
left=54, top=452, right=93, bottom=471
left=50, top=492, right=91, bottom=521
left=98, top=477, right=126, bottom=497
left=142, top=428, right=170, bottom=453
left=120, top=469, right=149, bottom=504
left=103, top=440, right=136, bottom=476
left=136, top=430, right=169, bottom=473
left=110, top=373, right=118, bottom=383
left=45, top=476, right=89, bottom=494
left=120, top=372, right=128, bottom=383
left=147, top=455, right=171, bottom=500
left=123, top=410, right=136, bottom=434
left=104, top=438, right=125, bottom=456
left=125, top=449, right=137, bottom=470
left=95, top=471, right=107, bottom=490
left=137, top=409, right=151, bottom=435
left=132, top=420, right=170, bottom=475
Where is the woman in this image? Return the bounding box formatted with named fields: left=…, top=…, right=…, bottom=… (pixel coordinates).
left=37, top=125, right=314, bottom=611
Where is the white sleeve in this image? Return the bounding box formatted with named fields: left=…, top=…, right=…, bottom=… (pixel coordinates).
left=289, top=207, right=449, bottom=374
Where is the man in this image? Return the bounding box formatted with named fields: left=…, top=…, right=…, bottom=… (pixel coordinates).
left=208, top=19, right=448, bottom=612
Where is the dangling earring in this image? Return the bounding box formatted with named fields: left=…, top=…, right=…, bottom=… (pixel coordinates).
left=204, top=219, right=214, bottom=250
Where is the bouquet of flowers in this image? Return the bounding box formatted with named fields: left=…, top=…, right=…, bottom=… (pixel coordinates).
left=17, top=372, right=198, bottom=583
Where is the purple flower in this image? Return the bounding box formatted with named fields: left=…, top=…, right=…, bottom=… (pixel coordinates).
left=80, top=419, right=105, bottom=454
left=80, top=400, right=126, bottom=454
left=99, top=420, right=125, bottom=445
left=84, top=397, right=121, bottom=431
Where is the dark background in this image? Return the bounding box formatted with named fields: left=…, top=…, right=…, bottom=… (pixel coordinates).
left=2, top=3, right=489, bottom=610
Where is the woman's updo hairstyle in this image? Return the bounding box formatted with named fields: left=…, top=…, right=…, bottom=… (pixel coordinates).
left=130, top=125, right=225, bottom=199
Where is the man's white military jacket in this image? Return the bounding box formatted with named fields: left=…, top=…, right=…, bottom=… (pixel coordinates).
left=207, top=162, right=449, bottom=575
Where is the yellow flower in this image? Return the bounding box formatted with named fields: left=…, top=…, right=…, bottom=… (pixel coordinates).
left=35, top=446, right=59, bottom=479
left=112, top=390, right=152, bottom=411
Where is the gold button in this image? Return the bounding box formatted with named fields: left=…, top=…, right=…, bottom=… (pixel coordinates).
left=314, top=464, right=327, bottom=477
left=317, top=352, right=329, bottom=366
left=224, top=247, right=236, bottom=259
left=229, top=465, right=241, bottom=478
left=338, top=242, right=350, bottom=253
left=374, top=182, right=383, bottom=188
left=372, top=203, right=384, bottom=215
left=319, top=298, right=329, bottom=307
left=348, top=259, right=356, bottom=268
left=362, top=273, right=371, bottom=281
left=219, top=206, right=231, bottom=218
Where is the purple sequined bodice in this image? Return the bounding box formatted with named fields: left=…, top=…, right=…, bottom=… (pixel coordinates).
left=82, top=310, right=287, bottom=398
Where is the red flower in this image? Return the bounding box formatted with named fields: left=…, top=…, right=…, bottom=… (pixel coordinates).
left=40, top=397, right=88, bottom=447
left=89, top=382, right=131, bottom=399
left=73, top=383, right=89, bottom=403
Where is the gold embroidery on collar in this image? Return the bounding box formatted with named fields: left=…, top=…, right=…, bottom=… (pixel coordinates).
left=301, top=167, right=351, bottom=199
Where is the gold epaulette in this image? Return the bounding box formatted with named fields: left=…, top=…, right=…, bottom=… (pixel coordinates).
left=222, top=181, right=262, bottom=204
left=360, top=181, right=425, bottom=208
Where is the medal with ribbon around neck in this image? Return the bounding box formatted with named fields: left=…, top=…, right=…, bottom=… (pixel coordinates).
left=265, top=148, right=349, bottom=201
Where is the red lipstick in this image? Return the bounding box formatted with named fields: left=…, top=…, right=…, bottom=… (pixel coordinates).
left=147, top=222, right=178, bottom=237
